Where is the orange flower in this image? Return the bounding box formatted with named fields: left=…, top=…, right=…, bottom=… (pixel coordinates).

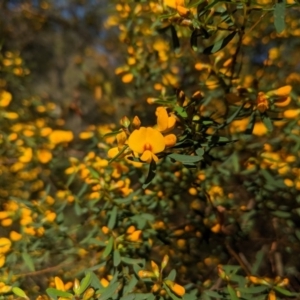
left=256, top=92, right=269, bottom=113
left=156, top=107, right=176, bottom=133
left=128, top=127, right=165, bottom=163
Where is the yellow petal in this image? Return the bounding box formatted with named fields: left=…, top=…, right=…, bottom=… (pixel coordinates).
left=164, top=134, right=177, bottom=147
left=156, top=107, right=169, bottom=132
left=140, top=150, right=153, bottom=163
left=0, top=91, right=12, bottom=107
left=253, top=122, right=268, bottom=136
left=0, top=256, right=5, bottom=268
left=19, top=148, right=33, bottom=163
left=49, top=130, right=74, bottom=145
left=283, top=109, right=300, bottom=119
left=272, top=85, right=292, bottom=97
left=55, top=276, right=65, bottom=291
left=274, top=96, right=291, bottom=107
left=108, top=147, right=119, bottom=158
left=0, top=238, right=11, bottom=254
left=37, top=149, right=52, bottom=164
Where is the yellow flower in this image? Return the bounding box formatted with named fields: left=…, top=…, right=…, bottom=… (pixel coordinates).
left=19, top=148, right=33, bottom=163
left=49, top=130, right=74, bottom=145
left=4, top=112, right=18, bottom=119
left=37, top=149, right=52, bottom=164
left=253, top=121, right=268, bottom=136
left=164, top=0, right=189, bottom=17
left=283, top=109, right=300, bottom=119
left=79, top=131, right=94, bottom=139
left=256, top=92, right=269, bottom=113
left=128, top=127, right=165, bottom=163
left=10, top=231, right=22, bottom=241
left=0, top=282, right=11, bottom=293
left=156, top=107, right=176, bottom=132
left=0, top=91, right=12, bottom=107
left=0, top=256, right=6, bottom=268
left=0, top=238, right=11, bottom=254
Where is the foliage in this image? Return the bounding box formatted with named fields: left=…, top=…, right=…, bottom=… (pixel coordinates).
left=0, top=0, right=300, bottom=299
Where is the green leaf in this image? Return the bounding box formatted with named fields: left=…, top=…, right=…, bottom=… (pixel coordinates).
left=78, top=271, right=92, bottom=294
left=174, top=106, right=188, bottom=118
left=89, top=271, right=104, bottom=289
left=120, top=295, right=135, bottom=300
left=295, top=229, right=300, bottom=241
left=12, top=287, right=29, bottom=299
left=121, top=257, right=145, bottom=267
left=168, top=153, right=203, bottom=164
left=251, top=249, right=265, bottom=274
left=102, top=129, right=121, bottom=138
left=123, top=276, right=138, bottom=295
left=165, top=269, right=177, bottom=281
left=274, top=286, right=298, bottom=297
left=261, top=113, right=273, bottom=132
left=227, top=284, right=239, bottom=300
left=271, top=210, right=291, bottom=218
left=98, top=282, right=120, bottom=300
left=87, top=167, right=100, bottom=179
left=66, top=171, right=76, bottom=187
left=134, top=294, right=156, bottom=300
left=108, top=206, right=118, bottom=230
left=22, top=252, right=35, bottom=272
left=274, top=0, right=286, bottom=33
left=238, top=286, right=268, bottom=294
left=203, top=290, right=222, bottom=298
left=142, top=159, right=156, bottom=189
left=103, top=236, right=114, bottom=258
left=46, top=288, right=73, bottom=299
left=113, top=249, right=121, bottom=267
left=170, top=25, right=180, bottom=51
left=203, top=31, right=236, bottom=54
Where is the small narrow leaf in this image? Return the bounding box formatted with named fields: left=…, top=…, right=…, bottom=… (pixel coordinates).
left=142, top=159, right=156, bottom=189
left=113, top=249, right=121, bottom=267
left=108, top=206, right=118, bottom=230
left=22, top=252, right=35, bottom=272
left=170, top=25, right=180, bottom=51
left=168, top=153, right=202, bottom=164
left=46, top=288, right=73, bottom=299
left=12, top=287, right=29, bottom=299
left=203, top=31, right=236, bottom=55
left=103, top=236, right=114, bottom=258
left=227, top=284, right=239, bottom=300
left=274, top=0, right=286, bottom=33
left=78, top=272, right=92, bottom=294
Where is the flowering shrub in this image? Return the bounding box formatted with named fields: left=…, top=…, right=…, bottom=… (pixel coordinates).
left=0, top=0, right=300, bottom=300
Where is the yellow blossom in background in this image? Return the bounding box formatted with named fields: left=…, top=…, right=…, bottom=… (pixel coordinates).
left=37, top=149, right=53, bottom=164
left=156, top=107, right=176, bottom=132
left=122, top=73, right=134, bottom=83
left=256, top=92, right=269, bottom=113
left=0, top=238, right=11, bottom=254
left=253, top=121, right=268, bottom=136
left=128, top=127, right=165, bottom=163
left=0, top=282, right=11, bottom=294
left=19, top=147, right=33, bottom=163
left=79, top=131, right=94, bottom=139
left=3, top=112, right=18, bottom=119
left=49, top=130, right=74, bottom=145
left=283, top=109, right=300, bottom=119
left=0, top=90, right=12, bottom=107
left=9, top=231, right=22, bottom=241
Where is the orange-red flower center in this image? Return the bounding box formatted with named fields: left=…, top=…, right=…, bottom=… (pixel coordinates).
left=144, top=143, right=152, bottom=151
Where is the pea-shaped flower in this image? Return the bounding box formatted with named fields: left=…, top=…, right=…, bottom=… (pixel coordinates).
left=128, top=127, right=166, bottom=163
